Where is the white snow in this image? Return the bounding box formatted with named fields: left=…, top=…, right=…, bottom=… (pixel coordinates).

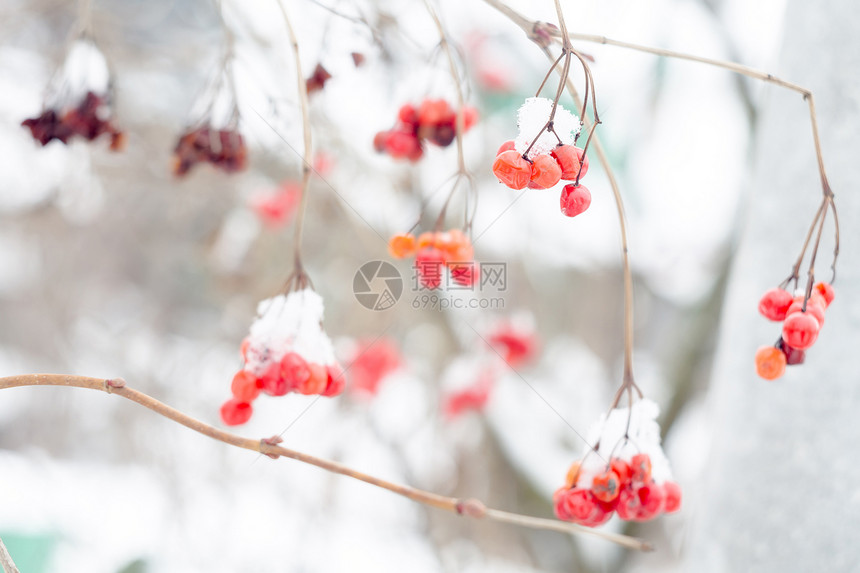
left=514, top=97, right=581, bottom=159
left=245, top=288, right=336, bottom=371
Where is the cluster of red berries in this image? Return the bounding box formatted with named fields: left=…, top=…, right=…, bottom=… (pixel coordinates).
left=444, top=367, right=494, bottom=419
left=251, top=182, right=301, bottom=228
left=755, top=282, right=835, bottom=380
left=220, top=340, right=346, bottom=426
left=554, top=453, right=681, bottom=527
left=373, top=99, right=477, bottom=162
left=388, top=229, right=477, bottom=289
left=348, top=338, right=401, bottom=396
left=487, top=323, right=537, bottom=368
left=492, top=142, right=591, bottom=218
left=22, top=91, right=125, bottom=151
left=172, top=126, right=248, bottom=177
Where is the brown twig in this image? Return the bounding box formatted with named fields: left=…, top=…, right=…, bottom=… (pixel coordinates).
left=276, top=0, right=313, bottom=273
left=0, top=536, right=19, bottom=573
left=0, top=374, right=652, bottom=551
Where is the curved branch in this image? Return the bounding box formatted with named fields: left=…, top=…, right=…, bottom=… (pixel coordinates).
left=0, top=374, right=652, bottom=552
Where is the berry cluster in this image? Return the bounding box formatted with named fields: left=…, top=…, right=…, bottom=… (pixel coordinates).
left=220, top=289, right=345, bottom=426
left=22, top=91, right=125, bottom=151
left=373, top=99, right=477, bottom=162
left=554, top=453, right=681, bottom=526
left=172, top=127, right=248, bottom=177
left=755, top=282, right=835, bottom=380
left=388, top=229, right=477, bottom=289
left=493, top=142, right=591, bottom=217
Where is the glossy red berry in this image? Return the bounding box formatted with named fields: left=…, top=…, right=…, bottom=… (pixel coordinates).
left=220, top=398, right=253, bottom=426
left=322, top=363, right=346, bottom=397
left=528, top=154, right=562, bottom=189
left=492, top=150, right=532, bottom=190
left=554, top=487, right=612, bottom=527
left=280, top=352, right=311, bottom=392
left=814, top=282, right=835, bottom=307
left=592, top=470, right=622, bottom=503
left=551, top=145, right=589, bottom=180
left=496, top=140, right=516, bottom=155
left=758, top=288, right=793, bottom=321
left=610, top=458, right=633, bottom=486
left=630, top=454, right=652, bottom=484
left=782, top=312, right=820, bottom=350
left=663, top=481, right=682, bottom=514
left=560, top=184, right=591, bottom=217
left=231, top=370, right=260, bottom=402
left=787, top=299, right=825, bottom=327
left=616, top=482, right=665, bottom=522
left=259, top=361, right=287, bottom=396
left=755, top=345, right=786, bottom=380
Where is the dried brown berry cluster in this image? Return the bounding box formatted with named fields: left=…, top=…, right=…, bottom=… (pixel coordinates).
left=22, top=91, right=124, bottom=151
left=171, top=127, right=247, bottom=177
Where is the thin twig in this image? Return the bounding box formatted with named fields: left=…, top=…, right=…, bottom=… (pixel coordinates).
left=276, top=0, right=313, bottom=273
left=0, top=374, right=652, bottom=551
left=0, top=536, right=19, bottom=573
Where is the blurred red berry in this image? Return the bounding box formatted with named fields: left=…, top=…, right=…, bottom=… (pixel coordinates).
left=630, top=454, right=652, bottom=484
left=322, top=363, right=347, bottom=397
left=280, top=352, right=311, bottom=392
left=259, top=361, right=287, bottom=396
left=551, top=145, right=589, bottom=180
left=663, top=481, right=682, bottom=514
left=415, top=247, right=447, bottom=289
left=782, top=313, right=820, bottom=350
left=592, top=470, right=622, bottom=503
left=616, top=482, right=665, bottom=522
left=554, top=487, right=612, bottom=527
left=787, top=300, right=826, bottom=327
left=814, top=282, right=835, bottom=307
left=220, top=398, right=253, bottom=426
left=758, top=288, right=794, bottom=321
left=777, top=337, right=806, bottom=365
left=493, top=150, right=532, bottom=189
left=231, top=370, right=260, bottom=402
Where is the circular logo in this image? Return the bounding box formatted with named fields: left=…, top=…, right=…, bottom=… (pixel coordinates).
left=353, top=260, right=403, bottom=310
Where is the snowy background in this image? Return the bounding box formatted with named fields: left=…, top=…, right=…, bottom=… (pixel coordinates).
left=0, top=0, right=808, bottom=571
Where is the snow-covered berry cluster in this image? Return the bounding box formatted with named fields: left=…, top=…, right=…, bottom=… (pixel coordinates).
left=374, top=99, right=477, bottom=162
left=492, top=98, right=592, bottom=217
left=755, top=282, right=835, bottom=380
left=220, top=289, right=345, bottom=426
left=388, top=229, right=477, bottom=289
left=554, top=399, right=681, bottom=527
left=22, top=40, right=124, bottom=150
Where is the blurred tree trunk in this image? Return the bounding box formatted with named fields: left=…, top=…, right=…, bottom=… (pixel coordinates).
left=687, top=0, right=860, bottom=570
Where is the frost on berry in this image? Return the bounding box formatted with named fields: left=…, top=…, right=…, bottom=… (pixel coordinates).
left=555, top=399, right=680, bottom=527
left=514, top=97, right=580, bottom=160
left=221, top=289, right=346, bottom=425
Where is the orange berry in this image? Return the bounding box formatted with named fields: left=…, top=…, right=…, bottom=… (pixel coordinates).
left=528, top=154, right=562, bottom=189
left=302, top=362, right=328, bottom=395
left=755, top=345, right=787, bottom=380
left=231, top=370, right=261, bottom=402
left=551, top=145, right=589, bottom=180
left=442, top=229, right=473, bottom=262
left=496, top=140, right=516, bottom=155
left=565, top=460, right=582, bottom=487
left=417, top=231, right=437, bottom=249
left=388, top=233, right=417, bottom=259
left=492, top=150, right=532, bottom=189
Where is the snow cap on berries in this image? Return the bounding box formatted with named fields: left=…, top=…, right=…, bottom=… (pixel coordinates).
left=244, top=289, right=336, bottom=375
left=54, top=39, right=111, bottom=105
left=515, top=97, right=580, bottom=160
left=576, top=399, right=674, bottom=487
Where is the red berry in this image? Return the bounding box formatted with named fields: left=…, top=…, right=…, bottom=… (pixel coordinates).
left=496, top=140, right=516, bottom=155
left=385, top=129, right=423, bottom=161
left=280, top=352, right=311, bottom=392
left=231, top=370, right=260, bottom=402
left=616, top=482, right=665, bottom=522
left=220, top=398, right=253, bottom=426
left=373, top=130, right=390, bottom=152
left=322, top=363, right=346, bottom=397
left=755, top=345, right=787, bottom=380
left=301, top=362, right=328, bottom=395
left=492, top=150, right=532, bottom=190
left=528, top=154, right=562, bottom=189
left=560, top=184, right=591, bottom=217
left=610, top=458, right=633, bottom=486
left=630, top=454, right=652, bottom=484
left=663, top=481, right=682, bottom=514
left=449, top=263, right=479, bottom=287
left=398, top=104, right=420, bottom=130
left=554, top=487, right=612, bottom=527
left=388, top=233, right=417, bottom=259
left=462, top=106, right=478, bottom=130
left=814, top=282, right=835, bottom=307
left=592, top=470, right=621, bottom=503
left=782, top=312, right=820, bottom=350
left=551, top=145, right=589, bottom=180
left=240, top=337, right=251, bottom=361
left=417, top=99, right=453, bottom=126
left=758, top=288, right=793, bottom=321
left=415, top=247, right=447, bottom=289
left=778, top=337, right=806, bottom=365
left=259, top=361, right=287, bottom=396
left=787, top=300, right=825, bottom=327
